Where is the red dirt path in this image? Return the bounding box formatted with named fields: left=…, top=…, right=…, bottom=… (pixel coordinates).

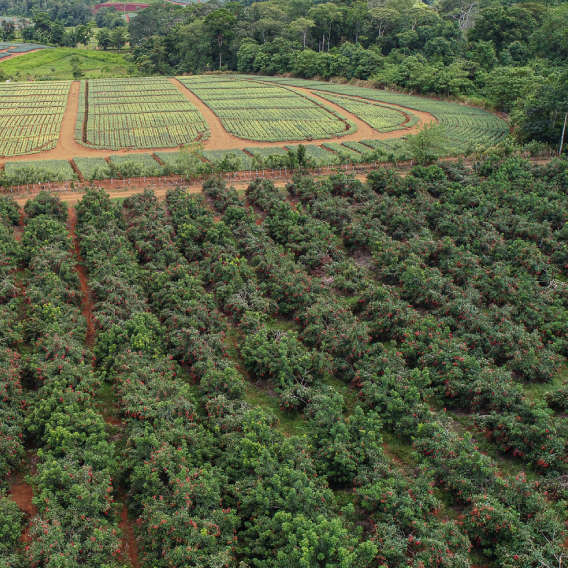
left=9, top=478, right=37, bottom=543
left=118, top=490, right=140, bottom=568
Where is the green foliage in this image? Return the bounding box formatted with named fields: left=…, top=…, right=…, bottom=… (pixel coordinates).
left=96, top=311, right=166, bottom=369
left=0, top=195, right=20, bottom=226
left=405, top=122, right=449, bottom=165
left=0, top=495, right=23, bottom=553
left=24, top=190, right=68, bottom=223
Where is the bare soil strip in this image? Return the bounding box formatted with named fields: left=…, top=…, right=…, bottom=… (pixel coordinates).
left=118, top=491, right=140, bottom=568
left=9, top=477, right=38, bottom=543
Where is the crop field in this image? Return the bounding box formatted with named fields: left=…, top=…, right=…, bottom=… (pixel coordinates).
left=4, top=158, right=76, bottom=183
left=155, top=149, right=256, bottom=172
left=0, top=75, right=510, bottom=177
left=178, top=76, right=351, bottom=142
left=285, top=143, right=340, bottom=166
left=314, top=91, right=408, bottom=132
left=79, top=77, right=209, bottom=150
left=2, top=157, right=566, bottom=567
left=73, top=156, right=112, bottom=180
left=0, top=42, right=51, bottom=59
left=109, top=153, right=164, bottom=177
left=360, top=137, right=410, bottom=159
left=322, top=142, right=366, bottom=162
left=255, top=76, right=509, bottom=148
left=0, top=81, right=70, bottom=157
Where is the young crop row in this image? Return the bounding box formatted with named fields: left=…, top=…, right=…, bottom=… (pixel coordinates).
left=0, top=81, right=70, bottom=157
left=79, top=78, right=209, bottom=151
left=0, top=141, right=393, bottom=185
left=315, top=91, right=409, bottom=132
left=323, top=141, right=369, bottom=163
left=75, top=80, right=86, bottom=143
left=208, top=96, right=317, bottom=110
left=180, top=76, right=351, bottom=142
left=4, top=159, right=77, bottom=184
left=285, top=143, right=341, bottom=166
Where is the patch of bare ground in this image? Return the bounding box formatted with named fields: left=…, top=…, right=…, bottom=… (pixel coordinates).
left=118, top=490, right=140, bottom=568
left=9, top=448, right=39, bottom=544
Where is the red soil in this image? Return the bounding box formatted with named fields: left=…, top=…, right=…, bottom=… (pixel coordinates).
left=9, top=480, right=37, bottom=543
left=118, top=490, right=140, bottom=568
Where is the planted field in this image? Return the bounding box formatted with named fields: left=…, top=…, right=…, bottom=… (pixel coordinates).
left=2, top=157, right=567, bottom=565
left=73, top=156, right=112, bottom=180
left=0, top=81, right=70, bottom=157
left=255, top=76, right=509, bottom=148
left=79, top=77, right=209, bottom=150
left=360, top=137, right=410, bottom=159
left=0, top=41, right=51, bottom=59
left=109, top=153, right=164, bottom=177
left=285, top=143, right=339, bottom=166
left=203, top=149, right=255, bottom=170
left=178, top=76, right=351, bottom=142
left=322, top=142, right=366, bottom=163
left=0, top=75, right=510, bottom=176
left=4, top=158, right=76, bottom=183
left=314, top=91, right=408, bottom=132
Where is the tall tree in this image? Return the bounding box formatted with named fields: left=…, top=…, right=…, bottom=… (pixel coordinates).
left=309, top=3, right=340, bottom=52
left=205, top=9, right=237, bottom=69
left=110, top=26, right=129, bottom=52
left=288, top=17, right=315, bottom=48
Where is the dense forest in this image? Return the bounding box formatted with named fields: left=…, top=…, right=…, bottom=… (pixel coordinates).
left=3, top=0, right=568, bottom=146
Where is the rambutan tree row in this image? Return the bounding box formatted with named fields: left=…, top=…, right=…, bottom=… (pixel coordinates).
left=164, top=181, right=478, bottom=567
left=107, top=187, right=377, bottom=567
left=0, top=195, right=26, bottom=567
left=75, top=189, right=240, bottom=567
left=287, top=167, right=568, bottom=562
left=19, top=191, right=121, bottom=567
left=203, top=175, right=567, bottom=566
left=287, top=164, right=568, bottom=468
